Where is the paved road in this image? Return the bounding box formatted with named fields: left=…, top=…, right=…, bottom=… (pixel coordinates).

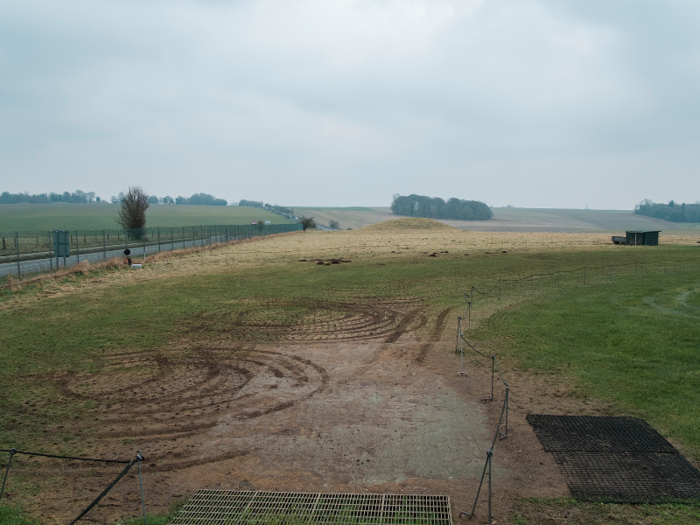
left=0, top=234, right=233, bottom=278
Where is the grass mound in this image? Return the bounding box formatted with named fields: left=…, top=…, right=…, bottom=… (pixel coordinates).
left=358, top=217, right=461, bottom=233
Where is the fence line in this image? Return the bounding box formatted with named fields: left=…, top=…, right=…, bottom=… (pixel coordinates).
left=456, top=328, right=509, bottom=525
left=0, top=448, right=146, bottom=524
left=0, top=223, right=302, bottom=279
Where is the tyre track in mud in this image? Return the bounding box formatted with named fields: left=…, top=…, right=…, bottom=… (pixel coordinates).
left=415, top=306, right=456, bottom=364
left=46, top=345, right=326, bottom=471
left=29, top=297, right=441, bottom=522
left=195, top=297, right=428, bottom=343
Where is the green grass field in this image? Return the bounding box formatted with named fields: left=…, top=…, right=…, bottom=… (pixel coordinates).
left=1, top=229, right=699, bottom=524
left=471, top=259, right=700, bottom=455
left=0, top=203, right=293, bottom=232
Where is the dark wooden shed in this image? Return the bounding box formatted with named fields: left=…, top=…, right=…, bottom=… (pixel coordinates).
left=626, top=230, right=660, bottom=246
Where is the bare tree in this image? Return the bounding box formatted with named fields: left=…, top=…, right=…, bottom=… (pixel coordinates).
left=299, top=217, right=316, bottom=231
left=117, top=187, right=150, bottom=234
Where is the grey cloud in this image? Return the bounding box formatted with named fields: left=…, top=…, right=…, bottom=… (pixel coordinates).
left=0, top=0, right=698, bottom=208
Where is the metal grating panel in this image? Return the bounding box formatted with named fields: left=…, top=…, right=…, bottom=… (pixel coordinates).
left=528, top=415, right=700, bottom=503
left=553, top=452, right=700, bottom=502
left=171, top=491, right=453, bottom=525
left=526, top=415, right=677, bottom=453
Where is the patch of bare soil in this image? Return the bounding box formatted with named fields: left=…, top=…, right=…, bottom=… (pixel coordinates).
left=7, top=302, right=611, bottom=525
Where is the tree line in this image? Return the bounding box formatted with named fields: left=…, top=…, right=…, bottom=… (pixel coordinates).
left=238, top=200, right=296, bottom=219
left=391, top=194, right=493, bottom=221
left=0, top=190, right=99, bottom=204
left=113, top=192, right=228, bottom=206
left=634, top=200, right=700, bottom=223
left=0, top=190, right=233, bottom=206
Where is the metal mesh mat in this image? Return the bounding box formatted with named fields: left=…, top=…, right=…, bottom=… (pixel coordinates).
left=526, top=415, right=677, bottom=453
left=528, top=415, right=700, bottom=503
left=171, top=491, right=453, bottom=525
left=553, top=452, right=700, bottom=502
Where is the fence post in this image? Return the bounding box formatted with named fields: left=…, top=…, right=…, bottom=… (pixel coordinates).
left=15, top=232, right=20, bottom=279
left=0, top=448, right=16, bottom=502
left=76, top=230, right=80, bottom=264
left=487, top=451, right=492, bottom=525
left=103, top=230, right=107, bottom=262
left=143, top=232, right=146, bottom=262
left=158, top=228, right=161, bottom=253
left=455, top=316, right=461, bottom=352
left=49, top=231, right=53, bottom=271
left=490, top=356, right=495, bottom=400
left=137, top=453, right=146, bottom=525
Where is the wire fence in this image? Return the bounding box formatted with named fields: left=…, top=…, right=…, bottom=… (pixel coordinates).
left=454, top=253, right=700, bottom=524
left=456, top=331, right=509, bottom=525
left=0, top=448, right=147, bottom=524
left=0, top=223, right=302, bottom=280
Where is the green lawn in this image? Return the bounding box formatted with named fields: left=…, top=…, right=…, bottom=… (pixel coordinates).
left=472, top=259, right=700, bottom=458
left=0, top=203, right=293, bottom=233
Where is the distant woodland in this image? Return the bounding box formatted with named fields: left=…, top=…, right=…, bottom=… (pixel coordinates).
left=391, top=194, right=493, bottom=221
left=0, top=190, right=99, bottom=204
left=634, top=200, right=700, bottom=223
left=0, top=190, right=232, bottom=206
left=239, top=200, right=295, bottom=219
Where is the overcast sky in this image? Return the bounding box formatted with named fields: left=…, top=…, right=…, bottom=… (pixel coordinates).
left=1, top=0, right=699, bottom=209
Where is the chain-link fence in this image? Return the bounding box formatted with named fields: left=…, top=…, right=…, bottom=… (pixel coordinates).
left=0, top=223, right=302, bottom=279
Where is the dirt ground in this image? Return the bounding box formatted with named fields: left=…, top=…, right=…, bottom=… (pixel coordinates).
left=4, top=296, right=603, bottom=525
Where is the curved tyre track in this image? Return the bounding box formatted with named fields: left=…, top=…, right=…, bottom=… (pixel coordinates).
left=52, top=345, right=328, bottom=474
left=196, top=298, right=428, bottom=343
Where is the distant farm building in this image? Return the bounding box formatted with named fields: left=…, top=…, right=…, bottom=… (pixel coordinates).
left=612, top=231, right=660, bottom=246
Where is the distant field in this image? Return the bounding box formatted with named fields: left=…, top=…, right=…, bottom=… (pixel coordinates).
left=292, top=207, right=394, bottom=230
left=293, top=206, right=700, bottom=235
left=292, top=206, right=377, bottom=212
left=477, top=208, right=696, bottom=233
left=0, top=203, right=293, bottom=232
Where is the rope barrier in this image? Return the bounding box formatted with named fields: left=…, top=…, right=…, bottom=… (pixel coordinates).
left=457, top=332, right=510, bottom=525
left=0, top=448, right=15, bottom=502
left=68, top=457, right=138, bottom=525
left=0, top=448, right=146, bottom=525
left=0, top=448, right=131, bottom=463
